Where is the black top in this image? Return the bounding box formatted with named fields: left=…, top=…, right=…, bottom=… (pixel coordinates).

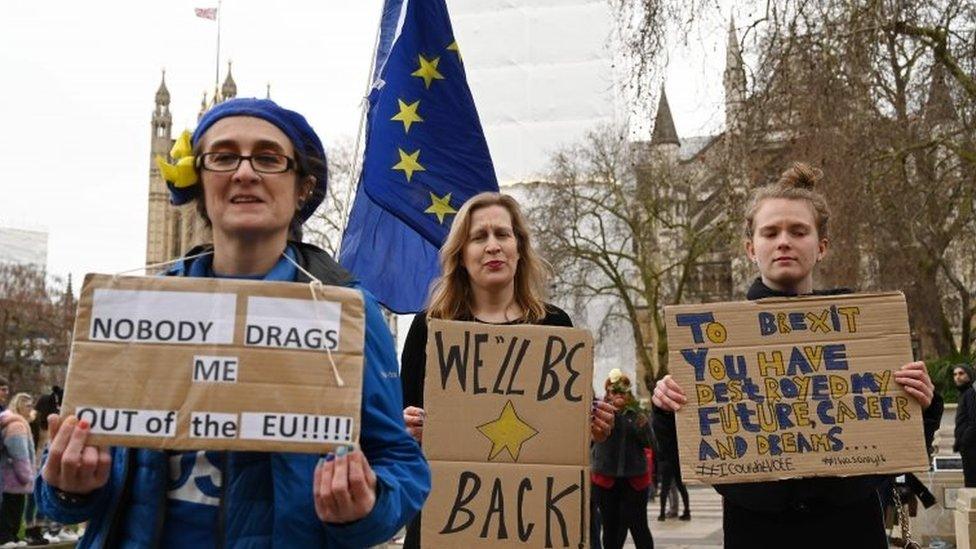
left=399, top=304, right=573, bottom=409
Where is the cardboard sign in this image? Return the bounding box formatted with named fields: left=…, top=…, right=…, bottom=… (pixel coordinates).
left=664, top=292, right=930, bottom=484
left=421, top=320, right=594, bottom=548
left=61, top=274, right=365, bottom=453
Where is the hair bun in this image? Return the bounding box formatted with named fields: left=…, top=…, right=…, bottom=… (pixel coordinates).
left=778, top=162, right=822, bottom=190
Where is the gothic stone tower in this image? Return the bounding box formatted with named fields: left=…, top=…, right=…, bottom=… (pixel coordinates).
left=146, top=70, right=177, bottom=267
left=146, top=65, right=239, bottom=268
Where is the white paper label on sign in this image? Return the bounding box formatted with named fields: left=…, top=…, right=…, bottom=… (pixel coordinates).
left=192, top=355, right=240, bottom=383
left=90, top=289, right=236, bottom=344
left=245, top=296, right=342, bottom=351
left=189, top=412, right=239, bottom=439
left=76, top=407, right=177, bottom=437
left=239, top=412, right=354, bottom=443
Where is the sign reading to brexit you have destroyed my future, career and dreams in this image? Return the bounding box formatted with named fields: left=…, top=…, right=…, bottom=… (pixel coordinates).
left=664, top=292, right=930, bottom=484
left=421, top=320, right=594, bottom=549
left=60, top=274, right=365, bottom=453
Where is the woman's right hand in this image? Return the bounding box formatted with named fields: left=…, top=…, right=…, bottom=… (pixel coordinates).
left=403, top=406, right=426, bottom=444
left=651, top=375, right=687, bottom=412
left=41, top=414, right=112, bottom=496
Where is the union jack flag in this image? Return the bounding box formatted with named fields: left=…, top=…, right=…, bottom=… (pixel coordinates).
left=194, top=7, right=217, bottom=20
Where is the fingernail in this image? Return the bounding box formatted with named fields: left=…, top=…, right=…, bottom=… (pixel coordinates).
left=324, top=453, right=335, bottom=462
left=78, top=420, right=89, bottom=430
left=317, top=457, right=326, bottom=468
left=336, top=445, right=349, bottom=457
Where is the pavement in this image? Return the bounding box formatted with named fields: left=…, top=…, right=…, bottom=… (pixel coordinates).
left=622, top=485, right=723, bottom=549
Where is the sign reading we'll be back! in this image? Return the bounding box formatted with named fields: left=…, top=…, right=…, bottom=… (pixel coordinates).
left=61, top=274, right=365, bottom=454
left=664, top=292, right=930, bottom=484
left=422, top=320, right=594, bottom=548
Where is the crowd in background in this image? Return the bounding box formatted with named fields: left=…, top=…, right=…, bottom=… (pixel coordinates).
left=0, top=378, right=78, bottom=547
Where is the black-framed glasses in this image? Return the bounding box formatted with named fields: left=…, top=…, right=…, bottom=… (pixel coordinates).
left=197, top=152, right=296, bottom=174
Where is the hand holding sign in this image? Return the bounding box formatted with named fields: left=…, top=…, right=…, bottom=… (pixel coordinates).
left=314, top=446, right=377, bottom=524
left=894, top=361, right=935, bottom=409
left=651, top=374, right=688, bottom=412
left=42, top=414, right=112, bottom=496
left=403, top=406, right=426, bottom=444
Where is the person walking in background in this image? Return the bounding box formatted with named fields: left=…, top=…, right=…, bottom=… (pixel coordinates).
left=954, top=363, right=976, bottom=487
left=653, top=403, right=690, bottom=521
left=592, top=369, right=655, bottom=549
left=0, top=378, right=9, bottom=412
left=1, top=393, right=37, bottom=547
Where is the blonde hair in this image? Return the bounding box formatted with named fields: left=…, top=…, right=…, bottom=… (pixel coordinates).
left=744, top=162, right=831, bottom=239
left=9, top=393, right=33, bottom=419
left=427, top=192, right=549, bottom=322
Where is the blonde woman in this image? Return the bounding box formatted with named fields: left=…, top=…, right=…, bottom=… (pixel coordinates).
left=399, top=192, right=616, bottom=548
left=1, top=393, right=36, bottom=546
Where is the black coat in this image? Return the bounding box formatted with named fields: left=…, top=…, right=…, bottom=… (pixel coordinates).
left=955, top=384, right=976, bottom=453
left=591, top=410, right=653, bottom=478
left=715, top=279, right=944, bottom=549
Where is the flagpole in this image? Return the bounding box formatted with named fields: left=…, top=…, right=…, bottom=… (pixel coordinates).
left=334, top=2, right=385, bottom=256
left=215, top=0, right=222, bottom=97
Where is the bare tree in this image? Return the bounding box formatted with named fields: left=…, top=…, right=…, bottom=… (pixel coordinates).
left=613, top=0, right=976, bottom=358
left=0, top=265, right=74, bottom=392
left=527, top=125, right=732, bottom=391
left=736, top=1, right=976, bottom=358
left=305, top=137, right=358, bottom=256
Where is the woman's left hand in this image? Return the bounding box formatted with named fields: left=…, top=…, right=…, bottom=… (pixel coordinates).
left=894, top=360, right=935, bottom=410
left=591, top=400, right=615, bottom=443
left=314, top=446, right=377, bottom=524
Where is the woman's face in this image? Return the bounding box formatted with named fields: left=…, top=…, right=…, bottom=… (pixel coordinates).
left=197, top=116, right=305, bottom=241
left=745, top=198, right=827, bottom=293
left=17, top=398, right=33, bottom=417
left=607, top=387, right=629, bottom=410
left=462, top=205, right=520, bottom=295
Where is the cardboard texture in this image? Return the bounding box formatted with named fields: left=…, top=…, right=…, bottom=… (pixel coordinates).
left=422, top=320, right=594, bottom=547
left=61, top=273, right=365, bottom=453
left=664, top=292, right=930, bottom=484
left=422, top=461, right=589, bottom=548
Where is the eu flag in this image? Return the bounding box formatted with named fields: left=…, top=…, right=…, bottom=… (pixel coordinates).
left=339, top=0, right=498, bottom=313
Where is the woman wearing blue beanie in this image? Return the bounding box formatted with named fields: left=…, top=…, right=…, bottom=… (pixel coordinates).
left=35, top=98, right=431, bottom=548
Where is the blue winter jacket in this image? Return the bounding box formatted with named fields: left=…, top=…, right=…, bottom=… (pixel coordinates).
left=36, top=242, right=431, bottom=548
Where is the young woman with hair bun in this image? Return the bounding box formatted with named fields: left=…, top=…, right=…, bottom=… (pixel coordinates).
left=652, top=162, right=943, bottom=548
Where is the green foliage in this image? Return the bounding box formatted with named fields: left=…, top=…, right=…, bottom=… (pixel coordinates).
left=927, top=353, right=976, bottom=404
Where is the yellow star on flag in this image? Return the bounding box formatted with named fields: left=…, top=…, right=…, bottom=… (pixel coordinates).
left=390, top=99, right=423, bottom=133
left=447, top=40, right=462, bottom=62
left=411, top=55, right=445, bottom=89
left=392, top=148, right=425, bottom=182
left=425, top=192, right=457, bottom=224
left=476, top=400, right=539, bottom=462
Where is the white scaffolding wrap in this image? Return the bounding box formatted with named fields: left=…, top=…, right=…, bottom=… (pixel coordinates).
left=451, top=0, right=621, bottom=184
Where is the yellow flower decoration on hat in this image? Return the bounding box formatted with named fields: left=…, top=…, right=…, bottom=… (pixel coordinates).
left=155, top=130, right=198, bottom=188
left=608, top=368, right=623, bottom=384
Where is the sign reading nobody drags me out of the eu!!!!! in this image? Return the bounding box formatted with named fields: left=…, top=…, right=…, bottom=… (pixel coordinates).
left=60, top=274, right=365, bottom=453
left=664, top=292, right=930, bottom=484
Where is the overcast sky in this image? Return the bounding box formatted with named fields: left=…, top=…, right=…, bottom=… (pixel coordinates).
left=0, top=0, right=737, bottom=285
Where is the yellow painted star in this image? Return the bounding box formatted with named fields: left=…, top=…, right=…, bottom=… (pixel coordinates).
left=476, top=400, right=539, bottom=462
left=392, top=148, right=425, bottom=182
left=390, top=99, right=423, bottom=133
left=411, top=55, right=445, bottom=89
left=425, top=192, right=457, bottom=224
left=447, top=40, right=462, bottom=62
